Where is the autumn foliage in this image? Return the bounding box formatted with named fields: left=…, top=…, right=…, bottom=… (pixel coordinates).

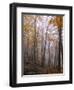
left=22, top=14, right=63, bottom=75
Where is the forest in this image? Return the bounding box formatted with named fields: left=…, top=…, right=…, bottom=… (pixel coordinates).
left=22, top=14, right=63, bottom=75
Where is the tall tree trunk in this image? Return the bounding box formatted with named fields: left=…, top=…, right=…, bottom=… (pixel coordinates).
left=42, top=17, right=49, bottom=67
left=58, top=28, right=63, bottom=72
left=33, top=16, right=37, bottom=72
left=56, top=16, right=63, bottom=72
left=58, top=29, right=61, bottom=72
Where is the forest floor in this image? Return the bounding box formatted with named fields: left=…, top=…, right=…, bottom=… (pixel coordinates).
left=24, top=62, right=63, bottom=75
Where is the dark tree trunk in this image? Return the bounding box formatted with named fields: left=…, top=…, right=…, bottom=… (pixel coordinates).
left=58, top=28, right=62, bottom=72
left=33, top=16, right=37, bottom=72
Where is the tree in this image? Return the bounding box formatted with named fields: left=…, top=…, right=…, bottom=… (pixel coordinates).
left=55, top=16, right=63, bottom=71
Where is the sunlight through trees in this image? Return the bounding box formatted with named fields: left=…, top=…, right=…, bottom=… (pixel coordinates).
left=22, top=14, right=63, bottom=75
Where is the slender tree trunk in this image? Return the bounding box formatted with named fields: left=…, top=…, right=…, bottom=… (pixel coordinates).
left=58, top=28, right=61, bottom=72
left=60, top=30, right=63, bottom=70
left=42, top=17, right=49, bottom=67
left=48, top=41, right=50, bottom=67
left=33, top=16, right=37, bottom=72
left=41, top=27, right=44, bottom=66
